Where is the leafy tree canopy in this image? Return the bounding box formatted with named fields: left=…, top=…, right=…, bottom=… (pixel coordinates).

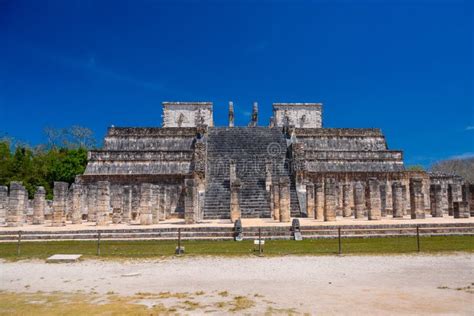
left=0, top=126, right=95, bottom=199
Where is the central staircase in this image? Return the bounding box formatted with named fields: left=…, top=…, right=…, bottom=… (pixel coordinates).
left=204, top=127, right=299, bottom=219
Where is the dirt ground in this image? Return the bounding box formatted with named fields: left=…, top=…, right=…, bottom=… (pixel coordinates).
left=1, top=254, right=473, bottom=315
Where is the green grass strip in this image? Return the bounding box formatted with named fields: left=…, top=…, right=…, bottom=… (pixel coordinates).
left=0, top=236, right=472, bottom=260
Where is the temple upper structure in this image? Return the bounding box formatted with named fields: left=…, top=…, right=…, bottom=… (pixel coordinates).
left=273, top=103, right=322, bottom=128
left=162, top=102, right=213, bottom=127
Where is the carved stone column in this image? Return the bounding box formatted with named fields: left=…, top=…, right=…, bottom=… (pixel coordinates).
left=353, top=181, right=365, bottom=219
left=265, top=161, right=272, bottom=192
left=342, top=183, right=351, bottom=217
left=184, top=178, right=198, bottom=224
left=230, top=179, right=241, bottom=222
left=7, top=182, right=25, bottom=227
left=315, top=181, right=324, bottom=220
left=379, top=183, right=387, bottom=217
left=96, top=181, right=111, bottom=226
left=70, top=184, right=83, bottom=224
left=453, top=201, right=470, bottom=218
left=367, top=178, right=381, bottom=220
left=122, top=186, right=132, bottom=224
left=279, top=177, right=291, bottom=222
left=32, top=186, right=46, bottom=225
left=52, top=182, right=68, bottom=226
left=430, top=184, right=444, bottom=218
left=272, top=183, right=280, bottom=221
left=158, top=187, right=166, bottom=221
left=0, top=186, right=7, bottom=225
left=228, top=101, right=234, bottom=127
left=151, top=185, right=160, bottom=224
left=324, top=178, right=336, bottom=221
left=306, top=183, right=315, bottom=219
left=392, top=181, right=404, bottom=218
left=87, top=184, right=98, bottom=222
left=139, top=183, right=153, bottom=225
left=111, top=185, right=123, bottom=224
left=410, top=178, right=425, bottom=219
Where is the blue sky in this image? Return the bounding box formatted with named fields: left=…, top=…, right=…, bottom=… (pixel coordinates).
left=0, top=0, right=472, bottom=167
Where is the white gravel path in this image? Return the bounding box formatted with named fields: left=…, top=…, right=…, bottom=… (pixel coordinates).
left=1, top=254, right=473, bottom=315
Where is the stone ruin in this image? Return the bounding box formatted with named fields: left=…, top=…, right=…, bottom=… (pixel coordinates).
left=0, top=101, right=472, bottom=226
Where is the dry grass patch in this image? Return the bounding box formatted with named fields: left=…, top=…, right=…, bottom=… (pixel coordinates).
left=229, top=295, right=255, bottom=312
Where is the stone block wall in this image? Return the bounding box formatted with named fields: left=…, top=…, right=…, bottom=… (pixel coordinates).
left=162, top=102, right=213, bottom=127
left=273, top=103, right=322, bottom=128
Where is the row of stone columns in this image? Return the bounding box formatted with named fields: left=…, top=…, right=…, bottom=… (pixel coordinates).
left=0, top=181, right=183, bottom=227
left=269, top=177, right=292, bottom=222
left=303, top=178, right=471, bottom=221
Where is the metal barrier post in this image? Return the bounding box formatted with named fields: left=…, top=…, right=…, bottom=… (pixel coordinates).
left=97, top=231, right=101, bottom=256
left=258, top=227, right=262, bottom=256
left=416, top=225, right=420, bottom=252
left=17, top=231, right=22, bottom=256
left=338, top=227, right=342, bottom=255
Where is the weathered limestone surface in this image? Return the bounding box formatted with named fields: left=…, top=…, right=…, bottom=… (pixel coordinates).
left=342, top=184, right=351, bottom=217
left=430, top=184, right=444, bottom=218
left=279, top=177, right=291, bottom=222
left=306, top=183, right=315, bottom=219
left=353, top=181, right=365, bottom=219
left=139, top=183, right=152, bottom=225
left=392, top=182, right=404, bottom=218
left=52, top=182, right=68, bottom=227
left=0, top=186, right=8, bottom=225
left=33, top=186, right=46, bottom=225
left=410, top=178, right=425, bottom=219
left=314, top=181, right=324, bottom=220
left=324, top=178, right=337, bottom=221
left=7, top=182, right=25, bottom=227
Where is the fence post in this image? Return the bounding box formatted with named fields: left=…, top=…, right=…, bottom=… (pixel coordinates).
left=97, top=231, right=101, bottom=256
left=17, top=231, right=22, bottom=256
left=258, top=227, right=262, bottom=256
left=416, top=225, right=420, bottom=252
left=338, top=227, right=342, bottom=255
left=177, top=228, right=182, bottom=255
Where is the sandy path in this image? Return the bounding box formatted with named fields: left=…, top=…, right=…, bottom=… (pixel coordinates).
left=1, top=254, right=473, bottom=315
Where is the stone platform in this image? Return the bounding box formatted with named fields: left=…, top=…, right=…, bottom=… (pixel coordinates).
left=0, top=216, right=473, bottom=241
left=46, top=254, right=82, bottom=263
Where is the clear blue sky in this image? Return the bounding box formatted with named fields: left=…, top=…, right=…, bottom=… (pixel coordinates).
left=0, top=0, right=472, bottom=167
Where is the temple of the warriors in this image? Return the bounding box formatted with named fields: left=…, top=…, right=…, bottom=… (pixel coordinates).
left=1, top=101, right=473, bottom=227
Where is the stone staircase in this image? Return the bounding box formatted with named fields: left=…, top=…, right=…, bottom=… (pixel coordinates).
left=204, top=127, right=299, bottom=219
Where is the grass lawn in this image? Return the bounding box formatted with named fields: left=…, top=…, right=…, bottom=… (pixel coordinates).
left=0, top=236, right=472, bottom=260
